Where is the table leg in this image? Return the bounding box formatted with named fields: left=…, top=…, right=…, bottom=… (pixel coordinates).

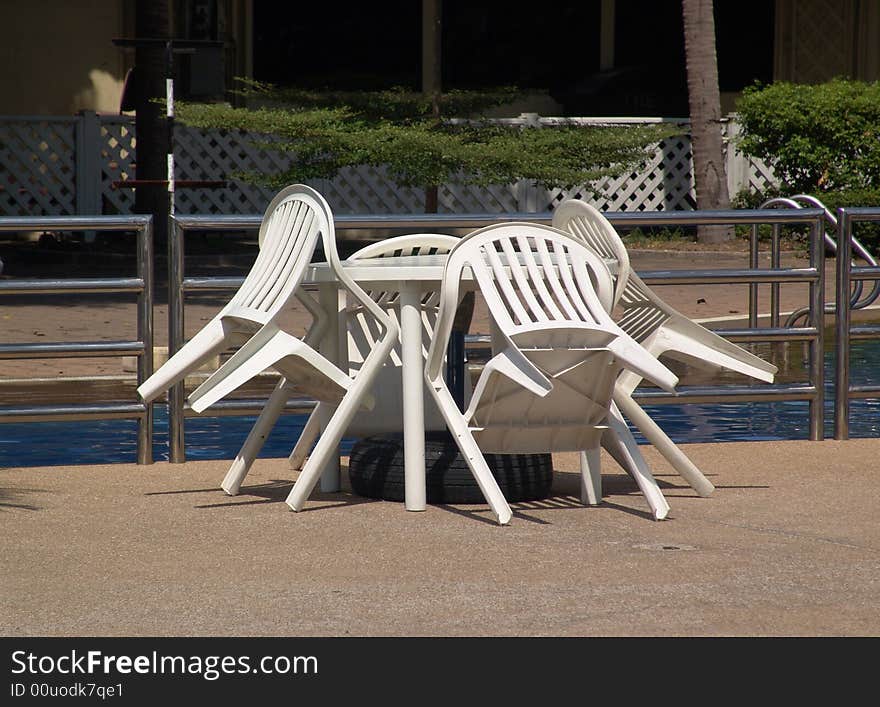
left=317, top=283, right=342, bottom=492
left=400, top=284, right=427, bottom=511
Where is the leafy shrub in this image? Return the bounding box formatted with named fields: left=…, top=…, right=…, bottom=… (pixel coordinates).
left=736, top=79, right=880, bottom=194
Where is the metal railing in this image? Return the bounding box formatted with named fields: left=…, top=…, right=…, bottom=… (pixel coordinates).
left=834, top=207, right=880, bottom=439
left=760, top=195, right=880, bottom=327
left=600, top=209, right=826, bottom=442
left=165, top=208, right=826, bottom=461
left=0, top=215, right=154, bottom=463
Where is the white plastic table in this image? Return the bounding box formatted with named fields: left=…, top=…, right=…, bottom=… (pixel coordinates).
left=305, top=252, right=617, bottom=512
left=305, top=254, right=454, bottom=511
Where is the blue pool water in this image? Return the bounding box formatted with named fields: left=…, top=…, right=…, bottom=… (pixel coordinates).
left=2, top=341, right=879, bottom=468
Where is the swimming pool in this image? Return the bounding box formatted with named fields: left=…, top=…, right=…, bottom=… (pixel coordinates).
left=2, top=341, right=878, bottom=467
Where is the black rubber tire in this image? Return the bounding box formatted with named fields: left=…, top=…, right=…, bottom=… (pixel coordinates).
left=348, top=431, right=553, bottom=504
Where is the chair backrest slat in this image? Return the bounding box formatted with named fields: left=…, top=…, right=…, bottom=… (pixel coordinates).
left=530, top=237, right=569, bottom=321
left=448, top=223, right=614, bottom=334
left=234, top=200, right=293, bottom=306
left=503, top=235, right=552, bottom=324
left=552, top=241, right=599, bottom=323
left=552, top=200, right=632, bottom=309
left=248, top=206, right=313, bottom=311
left=229, top=187, right=328, bottom=318
left=482, top=239, right=533, bottom=327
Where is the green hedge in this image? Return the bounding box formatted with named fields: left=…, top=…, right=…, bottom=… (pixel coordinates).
left=735, top=80, right=880, bottom=249
left=736, top=79, right=880, bottom=195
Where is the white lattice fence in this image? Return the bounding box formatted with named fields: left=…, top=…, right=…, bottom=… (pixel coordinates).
left=171, top=123, right=700, bottom=214
left=100, top=116, right=136, bottom=214
left=0, top=113, right=779, bottom=217
left=721, top=117, right=778, bottom=197
left=542, top=133, right=698, bottom=212
left=309, top=166, right=426, bottom=214
left=0, top=117, right=77, bottom=215
left=173, top=126, right=284, bottom=214
left=175, top=129, right=523, bottom=214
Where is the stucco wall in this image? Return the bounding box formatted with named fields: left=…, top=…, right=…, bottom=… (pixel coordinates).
left=0, top=1, right=131, bottom=115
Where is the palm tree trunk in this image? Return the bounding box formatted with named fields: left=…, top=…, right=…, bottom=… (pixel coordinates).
left=422, top=0, right=442, bottom=215
left=682, top=0, right=732, bottom=243
left=134, top=0, right=171, bottom=247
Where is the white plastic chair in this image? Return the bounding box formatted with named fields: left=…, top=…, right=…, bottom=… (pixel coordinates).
left=138, top=184, right=399, bottom=509
left=425, top=223, right=680, bottom=525
left=137, top=184, right=334, bottom=404
left=220, top=233, right=464, bottom=496
left=552, top=200, right=778, bottom=496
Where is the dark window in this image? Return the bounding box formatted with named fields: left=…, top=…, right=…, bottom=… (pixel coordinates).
left=249, top=1, right=775, bottom=116
left=253, top=1, right=420, bottom=89
left=715, top=0, right=775, bottom=92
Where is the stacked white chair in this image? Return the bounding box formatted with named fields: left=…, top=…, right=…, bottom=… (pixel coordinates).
left=138, top=184, right=335, bottom=404
left=137, top=184, right=399, bottom=508
left=220, top=233, right=464, bottom=496
left=424, top=223, right=680, bottom=525
left=552, top=199, right=778, bottom=496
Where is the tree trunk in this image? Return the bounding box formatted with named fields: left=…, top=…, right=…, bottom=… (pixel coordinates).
left=682, top=0, right=732, bottom=243
left=134, top=1, right=171, bottom=247
left=422, top=0, right=442, bottom=215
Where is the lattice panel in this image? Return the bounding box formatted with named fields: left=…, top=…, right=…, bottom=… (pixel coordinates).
left=0, top=114, right=781, bottom=219
left=99, top=117, right=136, bottom=215
left=314, top=165, right=426, bottom=214
left=439, top=178, right=520, bottom=213
left=542, top=136, right=696, bottom=213
left=173, top=126, right=283, bottom=214
left=0, top=118, right=76, bottom=215
left=745, top=157, right=778, bottom=193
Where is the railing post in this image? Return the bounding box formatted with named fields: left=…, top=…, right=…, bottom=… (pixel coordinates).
left=834, top=208, right=852, bottom=440
left=748, top=223, right=759, bottom=327
left=516, top=114, right=541, bottom=213
left=75, top=111, right=102, bottom=215
left=168, top=214, right=186, bottom=462
left=809, top=212, right=825, bottom=441
left=137, top=217, right=154, bottom=464
left=770, top=223, right=780, bottom=327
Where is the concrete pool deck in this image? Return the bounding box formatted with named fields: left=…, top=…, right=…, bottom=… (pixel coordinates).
left=3, top=438, right=880, bottom=637
left=2, top=245, right=879, bottom=637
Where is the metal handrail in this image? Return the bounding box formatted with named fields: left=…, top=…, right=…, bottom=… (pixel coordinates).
left=834, top=207, right=880, bottom=440
left=165, top=208, right=826, bottom=461
left=0, top=215, right=154, bottom=463
left=761, top=195, right=880, bottom=327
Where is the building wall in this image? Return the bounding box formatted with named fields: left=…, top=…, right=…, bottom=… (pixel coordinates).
left=1, top=1, right=876, bottom=119
left=774, top=0, right=880, bottom=83
left=0, top=0, right=135, bottom=115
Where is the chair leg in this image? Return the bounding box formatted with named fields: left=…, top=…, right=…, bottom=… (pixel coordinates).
left=429, top=384, right=513, bottom=525
left=221, top=378, right=292, bottom=495
left=288, top=404, right=324, bottom=470
left=445, top=426, right=513, bottom=525
left=579, top=447, right=602, bottom=506
left=286, top=388, right=367, bottom=512
left=604, top=407, right=670, bottom=520
left=287, top=335, right=397, bottom=512
left=613, top=390, right=715, bottom=497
